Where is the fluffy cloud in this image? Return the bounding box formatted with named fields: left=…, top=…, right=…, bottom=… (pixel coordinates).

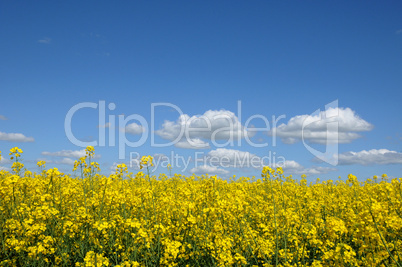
left=42, top=149, right=101, bottom=159
left=0, top=166, right=11, bottom=171
left=122, top=122, right=144, bottom=135
left=55, top=158, right=76, bottom=165
left=0, top=158, right=12, bottom=165
left=203, top=148, right=261, bottom=168
left=275, top=160, right=336, bottom=176
left=156, top=110, right=254, bottom=149
left=0, top=132, right=34, bottom=142
left=189, top=165, right=229, bottom=175
left=200, top=148, right=334, bottom=176
left=337, top=149, right=402, bottom=165
left=194, top=148, right=334, bottom=176
left=45, top=158, right=76, bottom=165
left=40, top=149, right=101, bottom=167
left=42, top=149, right=86, bottom=158
left=174, top=139, right=211, bottom=149
left=268, top=107, right=373, bottom=144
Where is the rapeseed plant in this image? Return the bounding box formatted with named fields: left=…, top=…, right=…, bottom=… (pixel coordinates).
left=0, top=146, right=401, bottom=266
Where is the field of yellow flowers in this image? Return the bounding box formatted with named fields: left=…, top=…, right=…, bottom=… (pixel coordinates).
left=0, top=147, right=401, bottom=266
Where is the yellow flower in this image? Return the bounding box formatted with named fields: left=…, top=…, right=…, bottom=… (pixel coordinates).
left=11, top=162, right=24, bottom=174
left=115, top=163, right=128, bottom=176
left=85, top=146, right=95, bottom=157
left=9, top=147, right=23, bottom=159
left=261, top=166, right=273, bottom=176
left=140, top=155, right=154, bottom=169
left=37, top=160, right=46, bottom=168
left=1, top=147, right=401, bottom=266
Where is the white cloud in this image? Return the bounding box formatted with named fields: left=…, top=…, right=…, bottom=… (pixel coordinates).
left=42, top=149, right=86, bottom=158
left=174, top=139, right=211, bottom=149
left=337, top=149, right=402, bottom=165
left=203, top=148, right=336, bottom=176
left=55, top=158, right=76, bottom=165
left=0, top=115, right=7, bottom=120
left=274, top=160, right=336, bottom=176
left=40, top=150, right=94, bottom=167
left=190, top=156, right=334, bottom=177
left=40, top=158, right=76, bottom=166
left=0, top=166, right=11, bottom=171
left=396, top=29, right=402, bottom=35
left=121, top=122, right=144, bottom=135
left=0, top=132, right=34, bottom=142
left=189, top=165, right=229, bottom=175
left=268, top=107, right=373, bottom=144
left=204, top=148, right=261, bottom=168
left=38, top=37, right=51, bottom=44
left=42, top=149, right=101, bottom=159
left=0, top=158, right=12, bottom=165
left=155, top=110, right=254, bottom=149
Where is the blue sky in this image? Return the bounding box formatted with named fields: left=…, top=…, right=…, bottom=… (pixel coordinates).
left=1, top=1, right=401, bottom=180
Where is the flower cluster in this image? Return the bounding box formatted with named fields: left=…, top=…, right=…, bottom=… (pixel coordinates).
left=140, top=155, right=153, bottom=170
left=0, top=147, right=401, bottom=266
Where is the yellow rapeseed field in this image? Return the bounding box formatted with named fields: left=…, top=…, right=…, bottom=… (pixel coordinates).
left=0, top=147, right=401, bottom=266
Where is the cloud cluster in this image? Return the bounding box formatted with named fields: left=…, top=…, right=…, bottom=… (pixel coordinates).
left=53, top=158, right=76, bottom=165
left=199, top=148, right=335, bottom=176
left=42, top=149, right=87, bottom=158
left=99, top=122, right=145, bottom=135
left=156, top=110, right=253, bottom=149
left=0, top=132, right=34, bottom=142
left=0, top=116, right=34, bottom=142
left=0, top=166, right=11, bottom=171
left=0, top=157, right=11, bottom=165
left=203, top=148, right=260, bottom=168
left=122, top=122, right=144, bottom=135
left=268, top=107, right=373, bottom=144
left=41, top=149, right=101, bottom=166
left=337, top=149, right=402, bottom=165
left=276, top=160, right=336, bottom=176
left=189, top=165, right=229, bottom=175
